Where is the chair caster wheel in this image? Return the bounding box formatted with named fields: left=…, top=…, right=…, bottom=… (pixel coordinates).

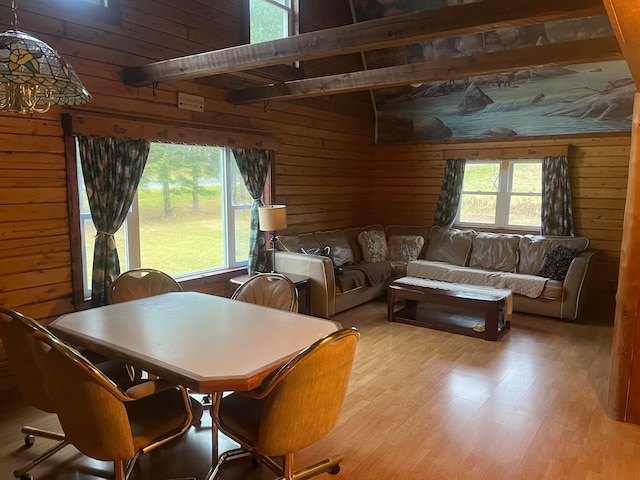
left=330, top=464, right=341, bottom=475
left=24, top=434, right=35, bottom=447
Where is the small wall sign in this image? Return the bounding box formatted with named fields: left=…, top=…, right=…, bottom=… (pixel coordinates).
left=178, top=92, right=205, bottom=112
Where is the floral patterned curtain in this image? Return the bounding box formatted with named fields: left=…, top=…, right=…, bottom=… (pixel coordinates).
left=232, top=147, right=272, bottom=275
left=78, top=136, right=150, bottom=307
left=541, top=155, right=574, bottom=236
left=433, top=158, right=466, bottom=227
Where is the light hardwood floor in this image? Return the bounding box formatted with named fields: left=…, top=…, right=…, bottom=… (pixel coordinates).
left=2, top=299, right=639, bottom=480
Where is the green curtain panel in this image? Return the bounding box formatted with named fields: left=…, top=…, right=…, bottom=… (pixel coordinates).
left=232, top=147, right=272, bottom=275
left=434, top=158, right=466, bottom=227
left=78, top=135, right=150, bottom=307
left=541, top=155, right=575, bottom=236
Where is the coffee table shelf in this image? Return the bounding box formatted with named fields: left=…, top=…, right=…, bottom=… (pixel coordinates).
left=394, top=303, right=505, bottom=340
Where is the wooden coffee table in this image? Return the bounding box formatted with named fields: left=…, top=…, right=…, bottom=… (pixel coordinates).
left=387, top=277, right=512, bottom=341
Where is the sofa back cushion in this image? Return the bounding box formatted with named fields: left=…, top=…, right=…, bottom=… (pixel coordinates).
left=315, top=229, right=355, bottom=266
left=468, top=232, right=521, bottom=272
left=343, top=224, right=384, bottom=264
left=385, top=225, right=431, bottom=259
left=518, top=235, right=590, bottom=274
left=276, top=233, right=322, bottom=252
left=424, top=226, right=474, bottom=266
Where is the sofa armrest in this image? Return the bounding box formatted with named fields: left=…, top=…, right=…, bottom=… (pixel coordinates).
left=274, top=251, right=336, bottom=318
left=561, top=250, right=598, bottom=320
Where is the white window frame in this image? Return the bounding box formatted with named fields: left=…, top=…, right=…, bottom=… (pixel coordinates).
left=456, top=159, right=542, bottom=230
left=247, top=0, right=299, bottom=44
left=77, top=143, right=251, bottom=297
left=79, top=0, right=110, bottom=8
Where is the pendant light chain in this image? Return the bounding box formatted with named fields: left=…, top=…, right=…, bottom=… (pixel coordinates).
left=11, top=1, right=18, bottom=31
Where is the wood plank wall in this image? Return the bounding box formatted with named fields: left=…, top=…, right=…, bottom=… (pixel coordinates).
left=0, top=0, right=373, bottom=390
left=371, top=134, right=632, bottom=319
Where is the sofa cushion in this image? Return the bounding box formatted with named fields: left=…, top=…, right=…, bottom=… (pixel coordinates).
left=276, top=233, right=322, bottom=252
left=518, top=235, right=589, bottom=274
left=385, top=225, right=431, bottom=258
left=536, top=245, right=580, bottom=281
left=357, top=230, right=389, bottom=263
left=343, top=224, right=384, bottom=264
left=424, top=226, right=474, bottom=266
left=388, top=235, right=425, bottom=262
left=468, top=232, right=520, bottom=272
left=315, top=229, right=354, bottom=267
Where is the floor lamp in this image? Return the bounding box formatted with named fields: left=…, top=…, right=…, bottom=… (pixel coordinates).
left=258, top=205, right=287, bottom=273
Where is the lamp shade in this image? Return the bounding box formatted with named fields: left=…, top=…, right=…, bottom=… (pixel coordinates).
left=0, top=30, right=92, bottom=114
left=259, top=205, right=287, bottom=231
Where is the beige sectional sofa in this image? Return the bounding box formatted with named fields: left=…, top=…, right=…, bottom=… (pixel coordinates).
left=274, top=224, right=597, bottom=321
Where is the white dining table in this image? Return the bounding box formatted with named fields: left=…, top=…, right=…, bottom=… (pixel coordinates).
left=49, top=291, right=342, bottom=473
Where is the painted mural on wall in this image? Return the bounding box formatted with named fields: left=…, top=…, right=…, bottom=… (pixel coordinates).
left=352, top=0, right=636, bottom=142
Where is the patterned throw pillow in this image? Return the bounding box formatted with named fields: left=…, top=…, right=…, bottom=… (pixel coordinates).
left=536, top=245, right=580, bottom=281
left=300, top=246, right=344, bottom=275
left=388, top=235, right=425, bottom=262
left=300, top=246, right=331, bottom=257
left=357, top=230, right=389, bottom=263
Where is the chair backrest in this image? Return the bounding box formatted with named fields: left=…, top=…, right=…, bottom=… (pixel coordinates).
left=0, top=307, right=58, bottom=413
left=32, top=329, right=137, bottom=462
left=110, top=268, right=182, bottom=304
left=256, top=327, right=359, bottom=456
left=231, top=273, right=298, bottom=312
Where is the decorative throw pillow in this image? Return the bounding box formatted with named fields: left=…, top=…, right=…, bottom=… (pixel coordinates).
left=300, top=246, right=331, bottom=257
left=357, top=230, right=389, bottom=263
left=388, top=235, right=425, bottom=262
left=536, top=245, right=580, bottom=281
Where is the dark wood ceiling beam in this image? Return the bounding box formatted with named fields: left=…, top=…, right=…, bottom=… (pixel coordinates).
left=602, top=0, right=640, bottom=86
left=122, top=0, right=606, bottom=86
left=228, top=37, right=623, bottom=104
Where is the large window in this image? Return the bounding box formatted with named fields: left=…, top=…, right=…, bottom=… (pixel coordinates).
left=247, top=0, right=299, bottom=44
left=77, top=142, right=253, bottom=296
left=457, top=160, right=542, bottom=229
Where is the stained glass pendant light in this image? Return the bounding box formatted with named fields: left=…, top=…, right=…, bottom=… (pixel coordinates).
left=0, top=1, right=92, bottom=114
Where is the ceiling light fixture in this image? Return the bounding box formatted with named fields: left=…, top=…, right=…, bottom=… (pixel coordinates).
left=0, top=1, right=92, bottom=114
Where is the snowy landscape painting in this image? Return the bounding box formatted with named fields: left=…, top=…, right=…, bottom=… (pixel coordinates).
left=352, top=0, right=635, bottom=142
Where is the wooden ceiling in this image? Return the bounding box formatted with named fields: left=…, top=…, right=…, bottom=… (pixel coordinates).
left=121, top=0, right=635, bottom=105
